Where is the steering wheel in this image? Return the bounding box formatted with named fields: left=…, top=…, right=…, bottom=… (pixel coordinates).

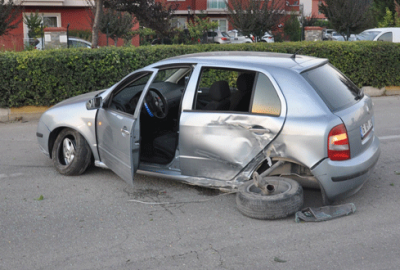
left=144, top=88, right=168, bottom=119
left=112, top=100, right=127, bottom=112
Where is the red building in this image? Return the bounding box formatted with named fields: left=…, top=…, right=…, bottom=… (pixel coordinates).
left=311, top=0, right=327, bottom=19
left=163, top=0, right=300, bottom=32
left=1, top=0, right=139, bottom=51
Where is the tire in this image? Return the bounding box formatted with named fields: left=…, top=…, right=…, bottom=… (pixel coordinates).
left=236, top=177, right=303, bottom=220
left=52, top=128, right=92, bottom=176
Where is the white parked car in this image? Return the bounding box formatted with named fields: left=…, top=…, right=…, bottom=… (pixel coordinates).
left=227, top=30, right=253, bottom=43
left=355, top=27, right=400, bottom=43
left=259, top=32, right=274, bottom=43
left=35, top=37, right=92, bottom=50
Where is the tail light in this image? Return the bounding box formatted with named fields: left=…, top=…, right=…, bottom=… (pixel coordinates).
left=221, top=37, right=228, bottom=41
left=328, top=124, right=350, bottom=161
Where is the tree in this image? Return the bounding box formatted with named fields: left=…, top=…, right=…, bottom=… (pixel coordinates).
left=92, top=0, right=104, bottom=48
left=0, top=0, right=21, bottom=36
left=187, top=15, right=219, bottom=44
left=284, top=14, right=301, bottom=41
left=226, top=0, right=285, bottom=39
left=372, top=0, right=400, bottom=26
left=104, top=0, right=178, bottom=38
left=377, top=6, right=400, bottom=27
left=319, top=0, right=374, bottom=40
left=100, top=9, right=134, bottom=45
left=23, top=11, right=43, bottom=39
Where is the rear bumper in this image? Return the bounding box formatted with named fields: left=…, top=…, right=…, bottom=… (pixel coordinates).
left=311, top=135, right=380, bottom=201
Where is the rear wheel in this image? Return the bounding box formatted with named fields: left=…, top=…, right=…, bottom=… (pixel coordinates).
left=52, top=128, right=92, bottom=176
left=236, top=177, right=303, bottom=219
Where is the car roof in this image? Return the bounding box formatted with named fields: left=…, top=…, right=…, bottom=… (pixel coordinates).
left=363, top=27, right=400, bottom=32
left=154, top=51, right=327, bottom=73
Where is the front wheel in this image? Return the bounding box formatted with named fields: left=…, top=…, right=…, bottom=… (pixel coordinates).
left=52, top=128, right=92, bottom=176
left=236, top=177, right=303, bottom=220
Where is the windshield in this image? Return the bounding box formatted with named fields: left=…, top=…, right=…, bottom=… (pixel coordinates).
left=221, top=32, right=230, bottom=38
left=302, top=64, right=361, bottom=112
left=357, top=31, right=381, bottom=41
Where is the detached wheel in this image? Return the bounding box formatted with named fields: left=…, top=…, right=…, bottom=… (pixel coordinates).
left=52, top=128, right=92, bottom=176
left=236, top=177, right=303, bottom=220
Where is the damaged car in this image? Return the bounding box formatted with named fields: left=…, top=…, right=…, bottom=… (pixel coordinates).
left=36, top=52, right=380, bottom=219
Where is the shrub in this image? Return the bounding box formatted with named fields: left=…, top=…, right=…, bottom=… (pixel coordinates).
left=0, top=41, right=399, bottom=108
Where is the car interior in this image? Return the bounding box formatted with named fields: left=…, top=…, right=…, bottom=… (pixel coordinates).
left=107, top=66, right=256, bottom=165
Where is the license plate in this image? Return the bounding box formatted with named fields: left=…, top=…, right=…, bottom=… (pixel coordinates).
left=360, top=119, right=373, bottom=139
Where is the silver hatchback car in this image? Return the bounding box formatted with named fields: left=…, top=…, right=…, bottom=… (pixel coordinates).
left=37, top=52, right=380, bottom=219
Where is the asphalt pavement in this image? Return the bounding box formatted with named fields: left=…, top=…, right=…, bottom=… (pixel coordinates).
left=0, top=95, right=399, bottom=270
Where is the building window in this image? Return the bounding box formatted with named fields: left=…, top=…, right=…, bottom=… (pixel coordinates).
left=43, top=16, right=58, bottom=28
left=171, top=17, right=187, bottom=29
left=211, top=19, right=227, bottom=32
left=208, top=0, right=227, bottom=9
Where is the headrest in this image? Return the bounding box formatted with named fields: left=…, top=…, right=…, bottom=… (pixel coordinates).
left=209, top=81, right=231, bottom=101
left=236, top=73, right=255, bottom=92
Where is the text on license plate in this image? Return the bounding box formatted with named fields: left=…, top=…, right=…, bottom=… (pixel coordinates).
left=360, top=119, right=373, bottom=139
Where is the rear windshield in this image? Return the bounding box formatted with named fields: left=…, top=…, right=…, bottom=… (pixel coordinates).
left=301, top=64, right=360, bottom=111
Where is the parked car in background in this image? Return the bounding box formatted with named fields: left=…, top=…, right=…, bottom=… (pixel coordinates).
left=259, top=32, right=274, bottom=43
left=207, top=30, right=231, bottom=44
left=36, top=37, right=92, bottom=50
left=355, top=27, right=400, bottom=43
left=330, top=32, right=346, bottom=41
left=37, top=51, right=380, bottom=220
left=227, top=30, right=253, bottom=43
left=322, top=29, right=334, bottom=40
left=151, top=38, right=172, bottom=45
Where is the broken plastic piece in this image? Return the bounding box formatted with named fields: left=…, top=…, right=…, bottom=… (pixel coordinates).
left=295, top=203, right=356, bottom=222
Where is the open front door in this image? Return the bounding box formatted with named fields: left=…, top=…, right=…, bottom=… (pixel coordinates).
left=96, top=71, right=157, bottom=186
left=96, top=110, right=140, bottom=186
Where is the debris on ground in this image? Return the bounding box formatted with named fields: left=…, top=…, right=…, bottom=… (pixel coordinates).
left=274, top=257, right=287, bottom=263
left=295, top=203, right=356, bottom=222
left=34, top=195, right=44, bottom=201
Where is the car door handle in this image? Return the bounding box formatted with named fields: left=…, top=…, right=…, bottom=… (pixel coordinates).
left=121, top=127, right=130, bottom=136
left=249, top=126, right=270, bottom=134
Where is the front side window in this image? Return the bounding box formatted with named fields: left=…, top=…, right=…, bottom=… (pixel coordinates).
left=377, top=32, right=392, bottom=42
left=110, top=73, right=153, bottom=115
left=110, top=67, right=192, bottom=115
left=302, top=64, right=360, bottom=111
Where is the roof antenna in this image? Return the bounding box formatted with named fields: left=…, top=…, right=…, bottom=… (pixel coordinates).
left=291, top=47, right=305, bottom=59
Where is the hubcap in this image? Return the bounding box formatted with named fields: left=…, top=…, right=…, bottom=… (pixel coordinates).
left=248, top=179, right=291, bottom=196
left=62, top=138, right=76, bottom=165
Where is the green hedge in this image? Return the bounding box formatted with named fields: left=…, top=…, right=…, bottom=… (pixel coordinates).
left=1, top=41, right=399, bottom=107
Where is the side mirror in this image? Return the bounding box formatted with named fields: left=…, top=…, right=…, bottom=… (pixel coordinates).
left=86, top=96, right=102, bottom=110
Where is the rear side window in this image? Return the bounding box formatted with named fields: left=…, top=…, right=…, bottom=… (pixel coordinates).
left=301, top=64, right=359, bottom=111
left=251, top=73, right=281, bottom=116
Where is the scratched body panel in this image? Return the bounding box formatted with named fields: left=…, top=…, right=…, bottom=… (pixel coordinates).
left=179, top=113, right=285, bottom=180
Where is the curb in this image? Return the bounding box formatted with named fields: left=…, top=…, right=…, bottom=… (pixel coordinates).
left=0, top=106, right=49, bottom=122
left=0, top=86, right=398, bottom=123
